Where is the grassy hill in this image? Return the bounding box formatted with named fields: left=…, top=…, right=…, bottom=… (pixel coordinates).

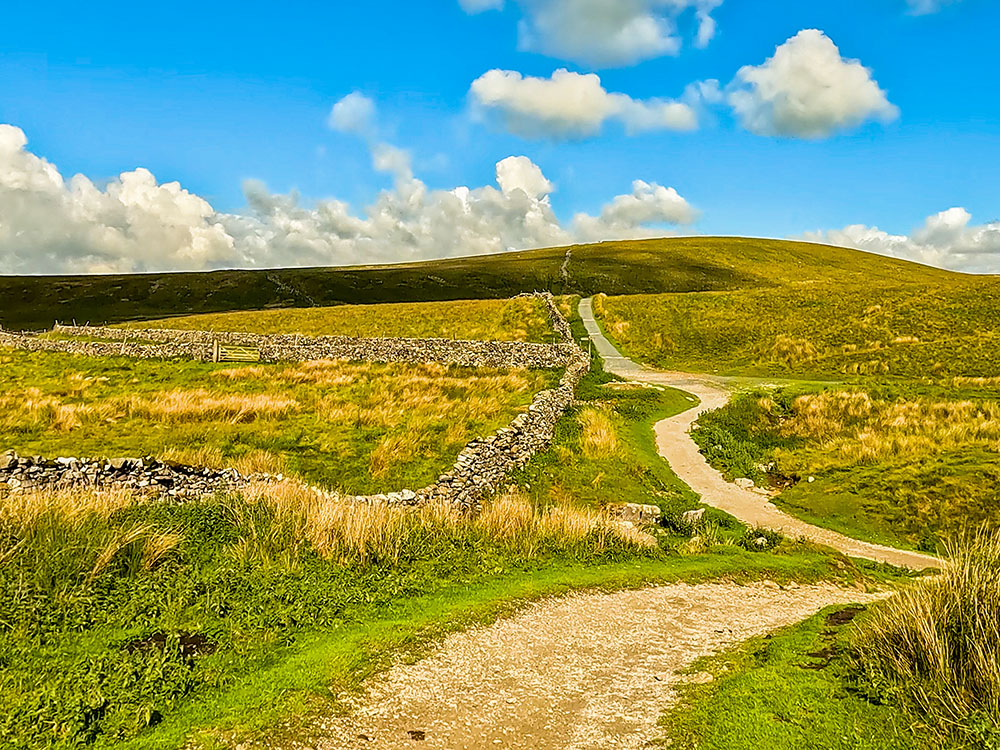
left=0, top=237, right=959, bottom=331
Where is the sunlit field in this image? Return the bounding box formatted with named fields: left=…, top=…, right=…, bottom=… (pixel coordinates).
left=0, top=347, right=556, bottom=493
left=119, top=296, right=554, bottom=342
left=594, top=277, right=1000, bottom=378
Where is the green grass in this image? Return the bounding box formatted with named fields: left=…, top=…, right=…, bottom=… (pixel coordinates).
left=691, top=384, right=1000, bottom=551
left=0, top=237, right=962, bottom=331
left=118, top=296, right=555, bottom=343
left=0, top=347, right=555, bottom=493
left=597, top=276, right=1000, bottom=379
left=658, top=604, right=948, bottom=749
left=0, top=321, right=875, bottom=749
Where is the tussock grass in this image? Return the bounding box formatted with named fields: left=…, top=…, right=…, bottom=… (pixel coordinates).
left=855, top=530, right=1000, bottom=746
left=597, top=277, right=1000, bottom=379
left=236, top=483, right=657, bottom=565
left=0, top=349, right=552, bottom=493
left=578, top=406, right=619, bottom=458
left=775, top=391, right=1000, bottom=473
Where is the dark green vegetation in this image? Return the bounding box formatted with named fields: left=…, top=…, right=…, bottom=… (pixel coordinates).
left=120, top=296, right=554, bottom=343
left=0, top=237, right=959, bottom=331
left=0, top=347, right=554, bottom=493
left=659, top=605, right=945, bottom=750
left=692, top=383, right=1000, bottom=551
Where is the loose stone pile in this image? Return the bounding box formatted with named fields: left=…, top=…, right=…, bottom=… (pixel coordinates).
left=0, top=293, right=590, bottom=510
left=0, top=450, right=272, bottom=499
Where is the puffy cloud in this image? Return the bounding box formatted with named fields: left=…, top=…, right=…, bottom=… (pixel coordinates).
left=0, top=123, right=697, bottom=274
left=728, top=29, right=898, bottom=138
left=328, top=92, right=376, bottom=136
left=470, top=68, right=697, bottom=138
left=496, top=155, right=554, bottom=198
left=573, top=180, right=696, bottom=240
left=457, top=0, right=722, bottom=66
left=0, top=125, right=234, bottom=274
left=803, top=208, right=1000, bottom=273
left=507, top=0, right=724, bottom=67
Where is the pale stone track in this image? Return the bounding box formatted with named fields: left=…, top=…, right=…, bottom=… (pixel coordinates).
left=315, top=582, right=878, bottom=750
left=578, top=297, right=940, bottom=571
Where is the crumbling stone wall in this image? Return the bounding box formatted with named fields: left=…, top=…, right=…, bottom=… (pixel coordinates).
left=0, top=294, right=590, bottom=510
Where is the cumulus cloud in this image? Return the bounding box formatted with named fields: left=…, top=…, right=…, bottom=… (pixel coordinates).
left=573, top=180, right=696, bottom=241
left=803, top=208, right=1000, bottom=273
left=328, top=92, right=377, bottom=136
left=0, top=125, right=234, bottom=274
left=495, top=155, right=554, bottom=198
left=0, top=122, right=697, bottom=274
left=470, top=68, right=697, bottom=138
left=728, top=29, right=898, bottom=138
left=459, top=0, right=723, bottom=67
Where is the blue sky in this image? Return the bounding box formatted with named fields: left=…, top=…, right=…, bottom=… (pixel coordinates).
left=0, top=0, right=997, bottom=273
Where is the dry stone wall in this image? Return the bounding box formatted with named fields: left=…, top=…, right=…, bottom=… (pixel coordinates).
left=0, top=293, right=590, bottom=510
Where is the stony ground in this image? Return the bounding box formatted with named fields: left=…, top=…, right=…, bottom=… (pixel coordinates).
left=313, top=582, right=878, bottom=750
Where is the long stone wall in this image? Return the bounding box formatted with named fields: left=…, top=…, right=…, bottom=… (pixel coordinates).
left=0, top=293, right=590, bottom=511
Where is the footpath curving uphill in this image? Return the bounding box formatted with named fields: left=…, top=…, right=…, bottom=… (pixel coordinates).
left=578, top=297, right=940, bottom=571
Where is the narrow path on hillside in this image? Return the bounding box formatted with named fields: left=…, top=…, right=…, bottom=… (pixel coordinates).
left=578, top=297, right=940, bottom=570
left=316, top=582, right=876, bottom=750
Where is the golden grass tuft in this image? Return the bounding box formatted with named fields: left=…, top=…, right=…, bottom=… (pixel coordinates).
left=768, top=335, right=818, bottom=366
left=578, top=407, right=619, bottom=458
left=855, top=530, right=1000, bottom=744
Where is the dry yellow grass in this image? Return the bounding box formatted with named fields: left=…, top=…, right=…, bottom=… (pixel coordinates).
left=0, top=486, right=137, bottom=524
left=770, top=390, right=1000, bottom=472
left=856, top=530, right=1000, bottom=744
left=239, top=483, right=656, bottom=564
left=578, top=407, right=619, bottom=459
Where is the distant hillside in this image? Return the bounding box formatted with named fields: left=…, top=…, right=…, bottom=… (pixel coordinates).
left=0, top=237, right=960, bottom=330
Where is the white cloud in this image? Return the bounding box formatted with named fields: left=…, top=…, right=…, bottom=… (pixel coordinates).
left=470, top=68, right=697, bottom=138
left=0, top=125, right=234, bottom=274
left=728, top=29, right=898, bottom=138
left=0, top=123, right=697, bottom=274
left=573, top=180, right=696, bottom=241
left=460, top=0, right=723, bottom=67
left=496, top=155, right=554, bottom=198
left=328, top=92, right=376, bottom=136
left=803, top=208, right=1000, bottom=273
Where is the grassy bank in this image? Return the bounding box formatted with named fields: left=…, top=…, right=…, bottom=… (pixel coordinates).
left=595, top=277, right=1000, bottom=379
left=691, top=384, right=1000, bottom=550
left=0, top=347, right=554, bottom=493
left=658, top=604, right=943, bottom=749
left=660, top=531, right=1000, bottom=749
left=0, top=237, right=958, bottom=331
left=119, top=296, right=554, bottom=343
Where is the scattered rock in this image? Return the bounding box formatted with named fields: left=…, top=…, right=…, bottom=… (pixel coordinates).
left=734, top=478, right=755, bottom=490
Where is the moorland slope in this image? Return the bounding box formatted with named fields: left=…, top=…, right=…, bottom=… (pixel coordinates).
left=0, top=237, right=959, bottom=330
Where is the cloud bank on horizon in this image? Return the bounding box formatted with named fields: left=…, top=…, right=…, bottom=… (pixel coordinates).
left=0, top=116, right=697, bottom=274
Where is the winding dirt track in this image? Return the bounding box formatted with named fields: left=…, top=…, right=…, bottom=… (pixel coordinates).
left=578, top=297, right=940, bottom=571
left=305, top=301, right=937, bottom=750
left=316, top=582, right=877, bottom=750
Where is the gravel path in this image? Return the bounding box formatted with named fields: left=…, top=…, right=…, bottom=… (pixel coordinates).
left=578, top=297, right=940, bottom=571
left=316, top=582, right=877, bottom=750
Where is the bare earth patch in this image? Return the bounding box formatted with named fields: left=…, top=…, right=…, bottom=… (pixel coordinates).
left=315, top=582, right=877, bottom=750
